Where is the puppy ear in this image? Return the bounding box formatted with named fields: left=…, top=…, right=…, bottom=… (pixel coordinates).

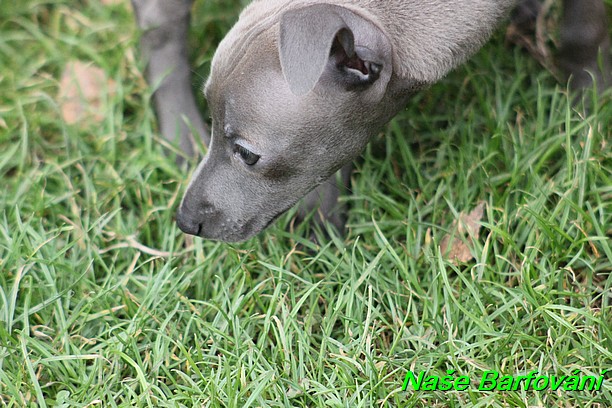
left=279, top=4, right=388, bottom=96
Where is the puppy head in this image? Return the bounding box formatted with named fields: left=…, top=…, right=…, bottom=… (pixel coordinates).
left=177, top=3, right=410, bottom=242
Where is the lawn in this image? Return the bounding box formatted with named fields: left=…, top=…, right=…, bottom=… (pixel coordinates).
left=0, top=1, right=610, bottom=407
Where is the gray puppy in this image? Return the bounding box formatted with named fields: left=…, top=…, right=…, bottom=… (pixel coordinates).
left=132, top=0, right=610, bottom=242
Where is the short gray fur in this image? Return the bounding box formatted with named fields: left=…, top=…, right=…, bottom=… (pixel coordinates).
left=131, top=0, right=610, bottom=242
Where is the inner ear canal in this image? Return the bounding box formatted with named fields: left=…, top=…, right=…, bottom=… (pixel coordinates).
left=332, top=29, right=364, bottom=74
left=331, top=28, right=381, bottom=85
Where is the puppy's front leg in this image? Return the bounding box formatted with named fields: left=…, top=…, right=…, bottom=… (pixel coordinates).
left=558, top=0, right=610, bottom=94
left=297, top=164, right=353, bottom=237
left=131, top=0, right=208, bottom=159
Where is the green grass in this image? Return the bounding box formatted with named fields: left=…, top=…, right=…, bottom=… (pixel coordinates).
left=0, top=1, right=611, bottom=407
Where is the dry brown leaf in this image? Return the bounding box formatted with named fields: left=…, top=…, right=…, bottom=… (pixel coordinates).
left=58, top=61, right=116, bottom=126
left=101, top=0, right=126, bottom=5
left=440, top=202, right=486, bottom=264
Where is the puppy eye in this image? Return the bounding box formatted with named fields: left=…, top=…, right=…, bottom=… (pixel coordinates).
left=234, top=144, right=260, bottom=165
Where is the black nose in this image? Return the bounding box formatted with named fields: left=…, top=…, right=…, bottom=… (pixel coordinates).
left=176, top=208, right=202, bottom=236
